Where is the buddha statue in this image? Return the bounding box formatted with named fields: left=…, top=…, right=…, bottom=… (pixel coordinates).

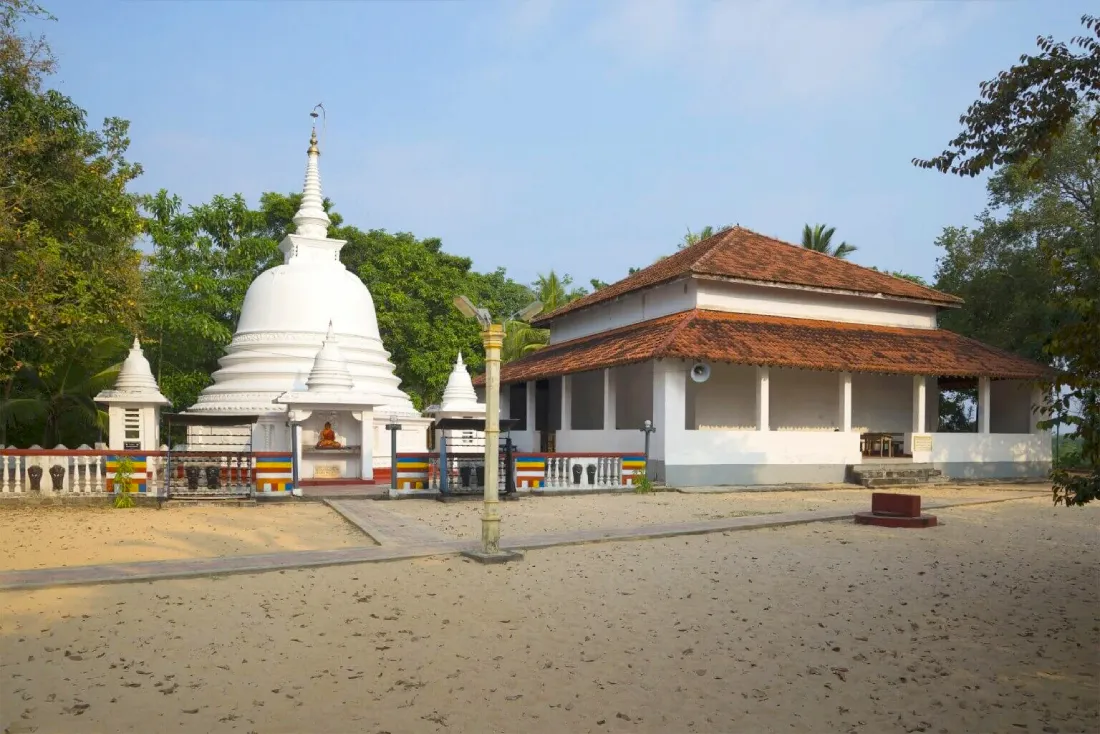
left=315, top=421, right=342, bottom=449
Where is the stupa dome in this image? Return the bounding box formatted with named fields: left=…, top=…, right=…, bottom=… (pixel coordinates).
left=96, top=338, right=170, bottom=406
left=187, top=127, right=418, bottom=417
left=305, top=322, right=354, bottom=392
left=438, top=352, right=483, bottom=415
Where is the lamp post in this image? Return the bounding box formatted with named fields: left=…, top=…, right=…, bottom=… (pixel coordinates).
left=384, top=415, right=401, bottom=492
left=453, top=295, right=541, bottom=563
left=641, top=418, right=656, bottom=479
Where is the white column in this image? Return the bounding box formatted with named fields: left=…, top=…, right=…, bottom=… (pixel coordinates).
left=602, top=368, right=616, bottom=431
left=978, top=377, right=991, bottom=434
left=360, top=410, right=374, bottom=480
left=525, top=380, right=537, bottom=433
left=560, top=374, right=573, bottom=432
left=755, top=366, right=770, bottom=431
left=651, top=361, right=688, bottom=469
left=838, top=372, right=852, bottom=432
left=912, top=375, right=927, bottom=433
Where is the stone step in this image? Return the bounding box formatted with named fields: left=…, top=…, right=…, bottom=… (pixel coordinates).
left=862, top=476, right=949, bottom=488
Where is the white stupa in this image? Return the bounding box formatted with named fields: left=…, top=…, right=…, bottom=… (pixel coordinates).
left=96, top=338, right=170, bottom=450
left=424, top=352, right=485, bottom=451
left=186, top=123, right=430, bottom=467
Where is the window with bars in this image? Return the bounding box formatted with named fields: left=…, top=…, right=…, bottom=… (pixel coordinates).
left=124, top=409, right=141, bottom=441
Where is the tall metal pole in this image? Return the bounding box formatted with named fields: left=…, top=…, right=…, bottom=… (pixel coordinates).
left=481, top=323, right=505, bottom=554
left=385, top=418, right=401, bottom=491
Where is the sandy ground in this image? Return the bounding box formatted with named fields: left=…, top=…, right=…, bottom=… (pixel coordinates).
left=389, top=485, right=1042, bottom=540
left=2, top=497, right=1096, bottom=734
left=0, top=503, right=366, bottom=571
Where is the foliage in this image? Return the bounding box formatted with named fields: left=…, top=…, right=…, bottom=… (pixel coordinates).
left=0, top=0, right=143, bottom=385
left=1, top=323, right=123, bottom=450
left=938, top=388, right=976, bottom=433
left=531, top=271, right=587, bottom=313
left=112, top=455, right=135, bottom=507
left=914, top=14, right=1099, bottom=178
left=868, top=267, right=929, bottom=287
left=632, top=469, right=653, bottom=493
left=919, top=13, right=1099, bottom=504
left=677, top=224, right=732, bottom=250
left=140, top=190, right=290, bottom=410
left=801, top=224, right=856, bottom=259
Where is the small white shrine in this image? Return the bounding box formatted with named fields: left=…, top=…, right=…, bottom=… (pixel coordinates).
left=95, top=338, right=170, bottom=451
left=183, top=123, right=430, bottom=483
left=424, top=352, right=486, bottom=451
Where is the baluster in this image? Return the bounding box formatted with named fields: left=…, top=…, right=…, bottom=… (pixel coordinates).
left=91, top=455, right=103, bottom=493
left=602, top=457, right=610, bottom=486
left=549, top=457, right=557, bottom=487
left=0, top=453, right=7, bottom=493
left=14, top=455, right=23, bottom=492
left=596, top=457, right=603, bottom=486
left=614, top=457, right=622, bottom=487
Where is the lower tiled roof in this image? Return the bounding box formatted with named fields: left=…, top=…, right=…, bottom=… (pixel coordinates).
left=479, top=310, right=1051, bottom=385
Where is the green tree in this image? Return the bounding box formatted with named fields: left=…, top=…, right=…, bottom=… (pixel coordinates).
left=801, top=224, right=857, bottom=259
left=0, top=336, right=123, bottom=447
left=914, top=14, right=1098, bottom=177
left=0, top=0, right=143, bottom=384
left=917, top=15, right=1100, bottom=505
left=678, top=224, right=732, bottom=250
left=532, top=271, right=588, bottom=313
left=140, top=190, right=287, bottom=410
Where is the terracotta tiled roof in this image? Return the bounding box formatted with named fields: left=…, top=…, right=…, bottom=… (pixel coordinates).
left=475, top=310, right=1050, bottom=386
left=531, top=226, right=963, bottom=326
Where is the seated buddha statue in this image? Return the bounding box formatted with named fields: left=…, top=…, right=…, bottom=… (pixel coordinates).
left=315, top=421, right=342, bottom=449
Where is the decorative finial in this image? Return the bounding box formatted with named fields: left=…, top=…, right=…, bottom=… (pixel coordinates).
left=456, top=351, right=464, bottom=366
left=131, top=337, right=141, bottom=350
left=325, top=320, right=335, bottom=341
left=308, top=126, right=319, bottom=155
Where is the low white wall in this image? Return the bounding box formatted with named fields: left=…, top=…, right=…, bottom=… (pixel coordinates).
left=555, top=429, right=647, bottom=454
left=930, top=433, right=1051, bottom=464
left=852, top=373, right=912, bottom=433
left=688, top=363, right=756, bottom=429
left=771, top=368, right=839, bottom=429
left=695, top=280, right=939, bottom=329
left=668, top=430, right=861, bottom=466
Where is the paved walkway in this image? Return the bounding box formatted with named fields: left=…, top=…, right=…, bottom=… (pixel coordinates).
left=325, top=499, right=451, bottom=545
left=0, top=494, right=1043, bottom=591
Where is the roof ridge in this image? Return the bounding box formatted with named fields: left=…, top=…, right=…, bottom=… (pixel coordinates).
left=654, top=309, right=699, bottom=355
left=728, top=226, right=960, bottom=303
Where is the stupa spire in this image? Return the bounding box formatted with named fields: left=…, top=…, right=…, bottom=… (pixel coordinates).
left=292, top=125, right=331, bottom=239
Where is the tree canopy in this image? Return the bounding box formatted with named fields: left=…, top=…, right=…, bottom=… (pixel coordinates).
left=915, top=14, right=1098, bottom=178
left=919, top=17, right=1100, bottom=506
left=801, top=224, right=857, bottom=259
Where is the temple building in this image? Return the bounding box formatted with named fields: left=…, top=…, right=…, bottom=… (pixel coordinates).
left=488, top=227, right=1053, bottom=486
left=184, top=126, right=430, bottom=484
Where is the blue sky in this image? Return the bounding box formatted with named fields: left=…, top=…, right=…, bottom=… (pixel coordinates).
left=38, top=0, right=1086, bottom=288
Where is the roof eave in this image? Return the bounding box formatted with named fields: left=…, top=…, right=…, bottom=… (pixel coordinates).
left=690, top=273, right=963, bottom=309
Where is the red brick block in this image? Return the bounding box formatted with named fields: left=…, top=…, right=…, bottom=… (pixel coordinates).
left=870, top=492, right=921, bottom=518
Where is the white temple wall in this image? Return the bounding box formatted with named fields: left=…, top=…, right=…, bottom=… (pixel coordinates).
left=548, top=281, right=696, bottom=344
left=687, top=363, right=756, bottom=429
left=990, top=379, right=1035, bottom=434
left=570, top=370, right=604, bottom=430
left=768, top=368, right=841, bottom=430
left=694, top=280, right=939, bottom=329
left=614, top=362, right=654, bottom=430
left=851, top=373, right=913, bottom=433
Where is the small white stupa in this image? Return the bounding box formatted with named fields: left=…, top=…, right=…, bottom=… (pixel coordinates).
left=424, top=352, right=486, bottom=451
left=184, top=119, right=430, bottom=475
left=95, top=338, right=171, bottom=450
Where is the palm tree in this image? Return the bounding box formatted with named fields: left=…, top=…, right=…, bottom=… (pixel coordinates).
left=801, top=224, right=857, bottom=259
left=532, top=270, right=587, bottom=313
left=678, top=224, right=733, bottom=250
left=498, top=271, right=589, bottom=364
left=501, top=320, right=549, bottom=364
left=0, top=338, right=125, bottom=447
